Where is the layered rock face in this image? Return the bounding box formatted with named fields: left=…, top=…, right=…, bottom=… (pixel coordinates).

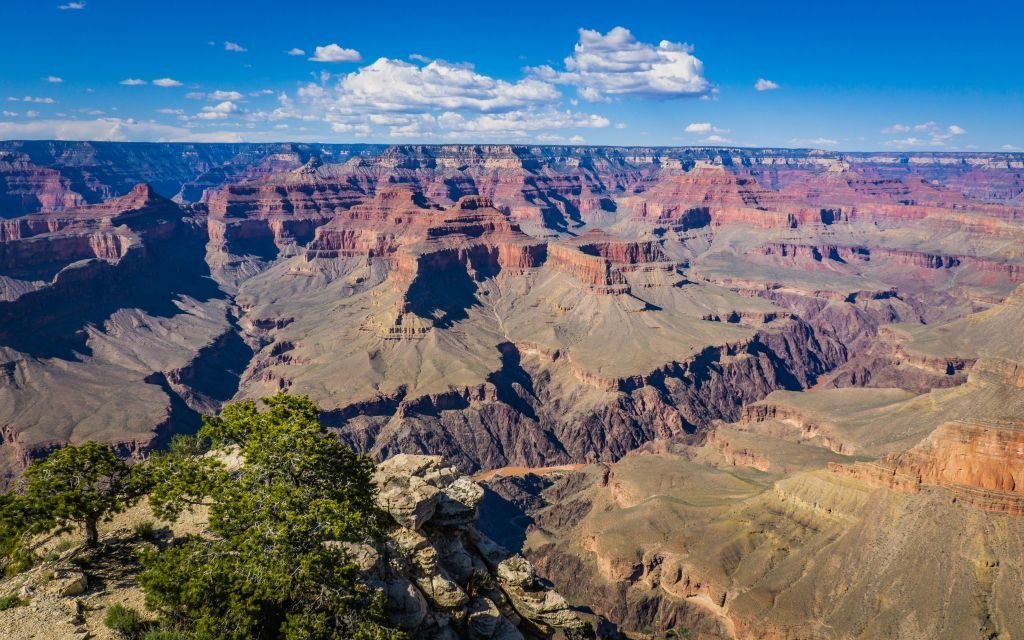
left=1, top=143, right=1023, bottom=481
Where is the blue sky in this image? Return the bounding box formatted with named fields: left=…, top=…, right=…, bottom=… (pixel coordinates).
left=1, top=0, right=1021, bottom=150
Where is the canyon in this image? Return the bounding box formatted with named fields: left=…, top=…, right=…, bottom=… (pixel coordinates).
left=2, top=141, right=1024, bottom=638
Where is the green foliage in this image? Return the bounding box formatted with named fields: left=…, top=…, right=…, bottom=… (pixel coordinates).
left=0, top=491, right=43, bottom=574
left=0, top=593, right=26, bottom=610
left=105, top=603, right=142, bottom=638
left=140, top=394, right=403, bottom=640
left=20, top=442, right=147, bottom=547
left=2, top=442, right=147, bottom=572
left=133, top=520, right=157, bottom=539
left=142, top=631, right=192, bottom=640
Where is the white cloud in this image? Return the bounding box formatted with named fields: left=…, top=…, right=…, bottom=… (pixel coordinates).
left=0, top=117, right=239, bottom=141
left=287, top=48, right=306, bottom=56
left=45, top=76, right=64, bottom=83
left=789, top=137, right=839, bottom=147
left=25, top=111, right=40, bottom=118
left=1002, top=144, right=1021, bottom=151
left=884, top=137, right=926, bottom=148
left=409, top=54, right=432, bottom=63
left=1, top=111, right=17, bottom=117
left=58, top=2, right=85, bottom=9
left=529, top=27, right=711, bottom=100
left=9, top=96, right=55, bottom=104
left=310, top=44, right=362, bottom=63
left=310, top=58, right=560, bottom=114
left=224, top=41, right=247, bottom=52
left=196, top=101, right=239, bottom=120
left=569, top=135, right=585, bottom=144
left=754, top=78, right=779, bottom=91
left=883, top=122, right=968, bottom=147
left=703, top=134, right=732, bottom=144
left=120, top=78, right=147, bottom=86
left=684, top=122, right=729, bottom=135
left=156, top=108, right=185, bottom=115
left=208, top=90, right=244, bottom=101
left=153, top=78, right=184, bottom=88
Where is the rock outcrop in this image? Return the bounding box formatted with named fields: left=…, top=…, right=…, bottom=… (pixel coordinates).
left=370, top=454, right=590, bottom=639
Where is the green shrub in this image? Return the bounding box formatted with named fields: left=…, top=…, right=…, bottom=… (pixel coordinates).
left=133, top=520, right=156, bottom=539
left=0, top=593, right=26, bottom=610
left=142, top=631, right=192, bottom=640
left=104, top=603, right=142, bottom=638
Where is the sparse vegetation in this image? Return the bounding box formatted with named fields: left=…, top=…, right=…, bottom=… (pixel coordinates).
left=0, top=593, right=26, bottom=610
left=133, top=520, right=157, bottom=539
left=105, top=603, right=143, bottom=638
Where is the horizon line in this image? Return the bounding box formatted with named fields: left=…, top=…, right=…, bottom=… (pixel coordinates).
left=0, top=139, right=1021, bottom=156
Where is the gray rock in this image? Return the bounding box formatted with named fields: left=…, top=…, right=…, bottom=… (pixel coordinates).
left=383, top=577, right=428, bottom=631
left=496, top=555, right=536, bottom=588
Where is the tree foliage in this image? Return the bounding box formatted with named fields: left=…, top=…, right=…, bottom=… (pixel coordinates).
left=0, top=441, right=144, bottom=570
left=140, top=394, right=402, bottom=640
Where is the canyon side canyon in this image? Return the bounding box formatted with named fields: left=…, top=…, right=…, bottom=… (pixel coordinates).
left=2, top=141, right=1024, bottom=639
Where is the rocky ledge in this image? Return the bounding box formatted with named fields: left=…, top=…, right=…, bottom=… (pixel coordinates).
left=367, top=454, right=591, bottom=639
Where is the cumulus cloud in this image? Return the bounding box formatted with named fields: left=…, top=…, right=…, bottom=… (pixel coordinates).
left=197, top=101, right=239, bottom=120
left=120, top=78, right=147, bottom=86
left=224, top=41, right=247, bottom=52
left=152, top=78, right=184, bottom=88
left=684, top=122, right=729, bottom=134
left=754, top=78, right=779, bottom=91
left=287, top=48, right=306, bottom=56
left=313, top=58, right=560, bottom=114
left=45, top=76, right=64, bottom=83
left=310, top=44, right=362, bottom=63
left=58, top=2, right=85, bottom=9
left=529, top=27, right=711, bottom=101
left=703, top=134, right=732, bottom=144
left=948, top=124, right=967, bottom=135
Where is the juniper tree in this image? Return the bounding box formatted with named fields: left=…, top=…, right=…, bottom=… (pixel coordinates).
left=140, top=394, right=402, bottom=640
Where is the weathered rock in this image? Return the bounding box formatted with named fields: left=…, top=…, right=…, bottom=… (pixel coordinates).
left=383, top=577, right=428, bottom=631
left=368, top=454, right=587, bottom=638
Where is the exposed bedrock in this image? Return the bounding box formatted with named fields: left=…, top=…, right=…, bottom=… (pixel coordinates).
left=333, top=308, right=861, bottom=473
